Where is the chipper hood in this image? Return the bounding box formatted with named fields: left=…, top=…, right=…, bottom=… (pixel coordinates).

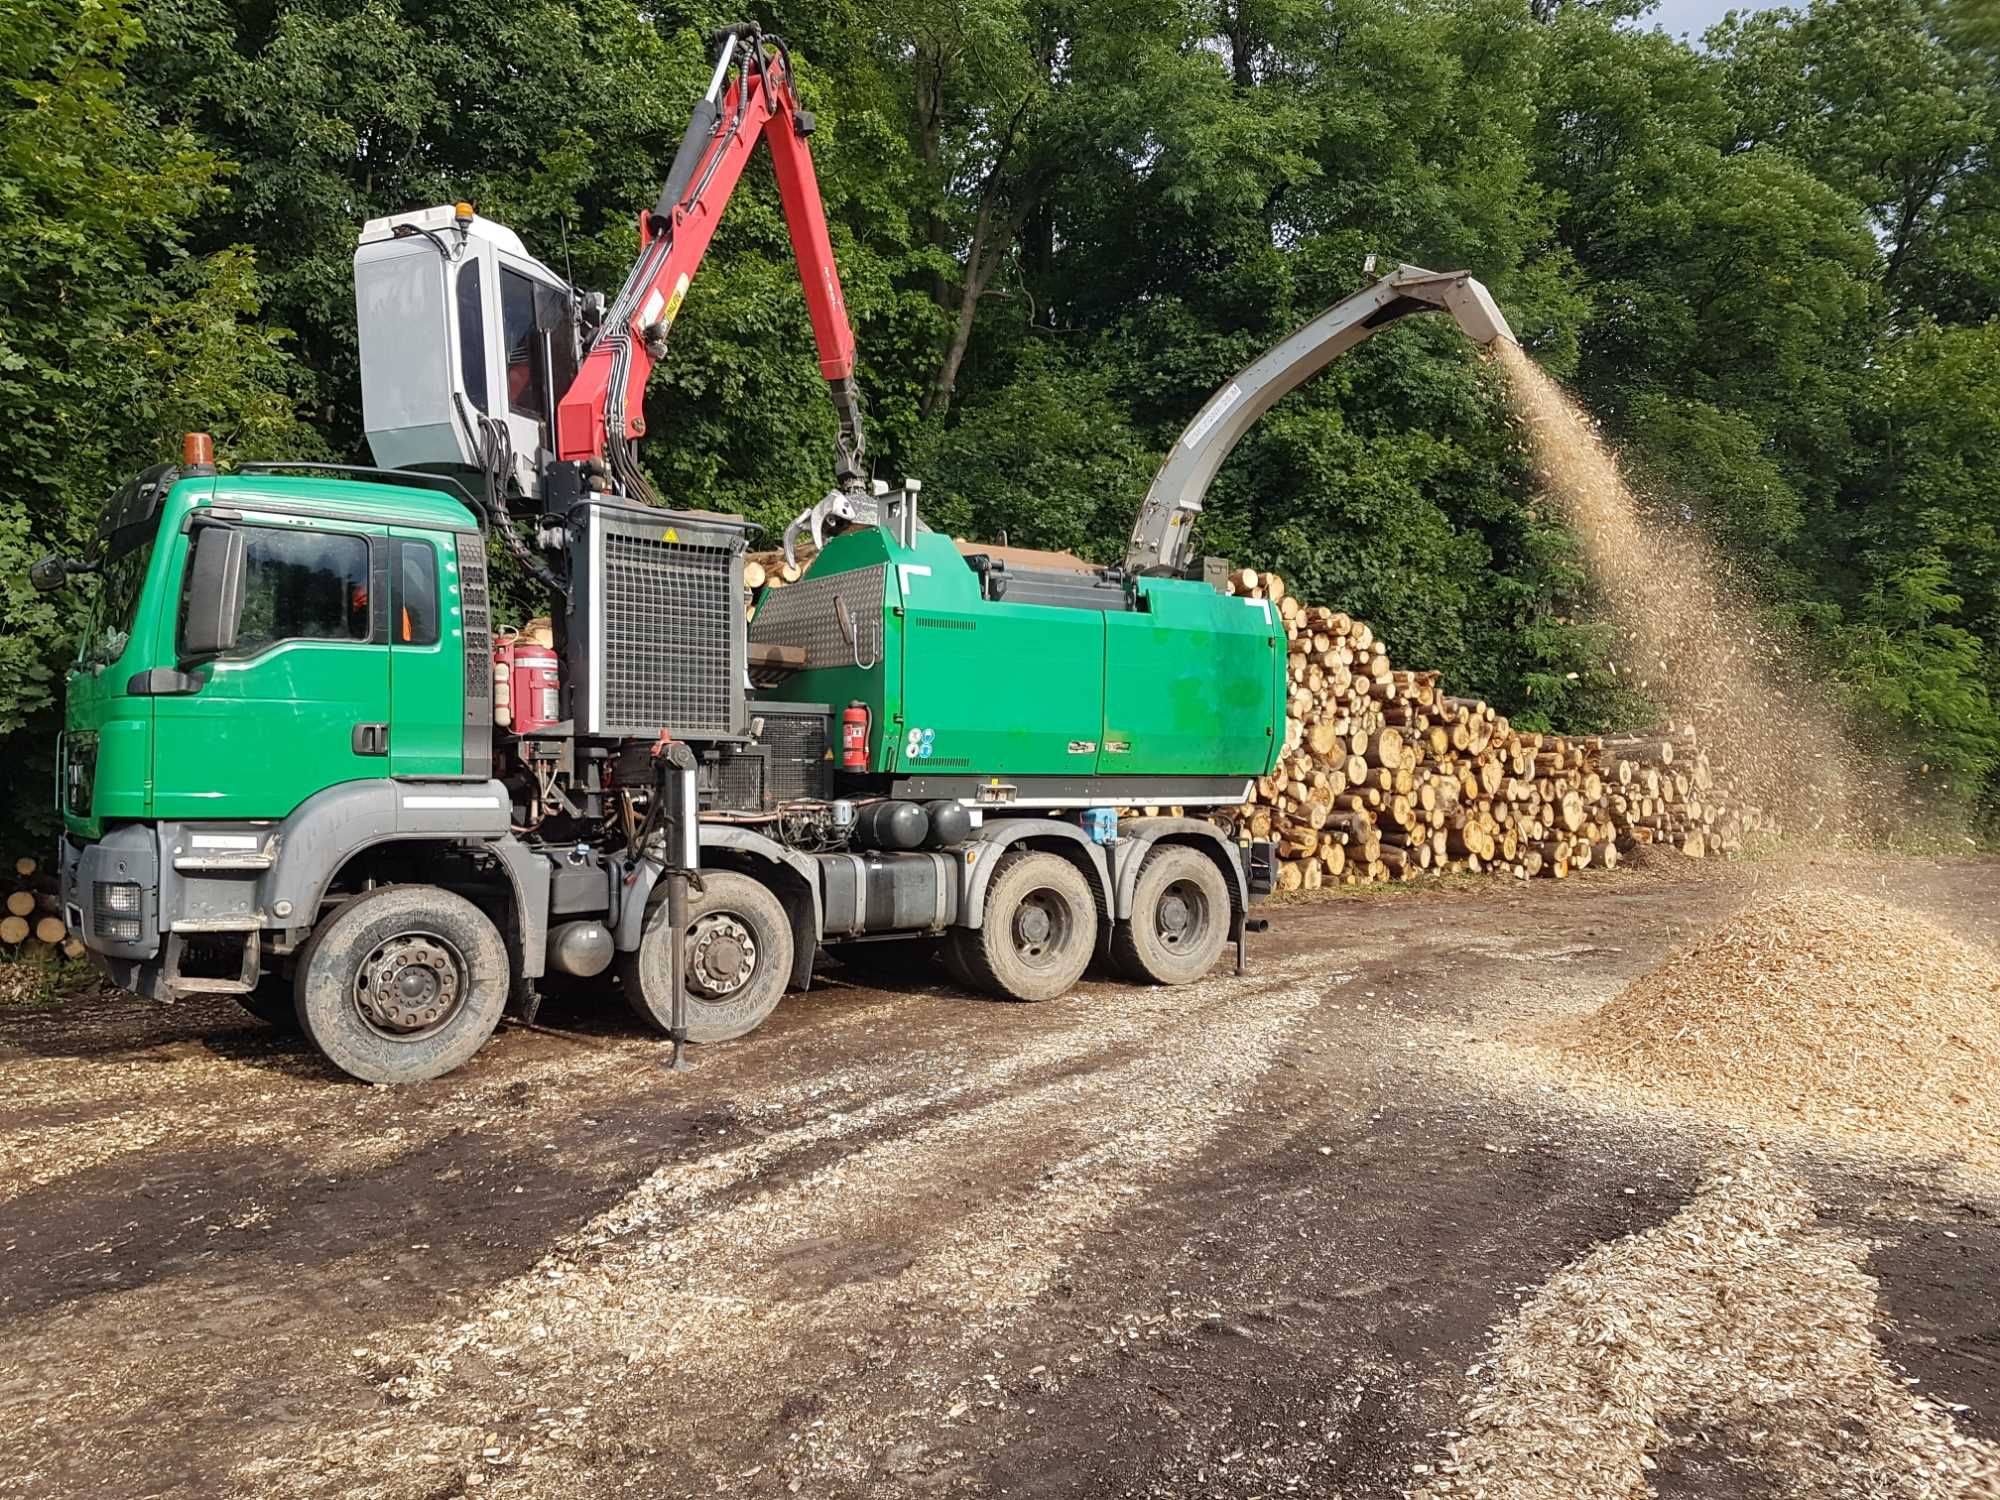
left=1125, top=265, right=1517, bottom=576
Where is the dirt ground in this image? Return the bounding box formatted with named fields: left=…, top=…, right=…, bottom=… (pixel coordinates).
left=2, top=853, right=1997, bottom=1500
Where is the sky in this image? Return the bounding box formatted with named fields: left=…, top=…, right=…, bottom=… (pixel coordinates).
left=1638, top=0, right=1766, bottom=42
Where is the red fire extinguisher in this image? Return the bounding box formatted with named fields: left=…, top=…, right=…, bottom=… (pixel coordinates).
left=494, top=636, right=561, bottom=735
left=841, top=702, right=870, bottom=770
left=511, top=642, right=561, bottom=734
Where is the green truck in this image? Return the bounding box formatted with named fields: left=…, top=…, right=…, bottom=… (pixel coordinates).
left=34, top=25, right=1510, bottom=1084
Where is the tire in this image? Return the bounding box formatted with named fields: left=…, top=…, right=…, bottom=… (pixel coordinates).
left=234, top=973, right=300, bottom=1030
left=620, top=871, right=792, bottom=1044
left=293, top=886, right=510, bottom=1084
left=954, top=850, right=1098, bottom=1002
left=1110, top=845, right=1231, bottom=986
left=940, top=930, right=980, bottom=991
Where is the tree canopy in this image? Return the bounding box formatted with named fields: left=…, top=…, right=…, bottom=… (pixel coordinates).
left=3, top=0, right=1997, bottom=840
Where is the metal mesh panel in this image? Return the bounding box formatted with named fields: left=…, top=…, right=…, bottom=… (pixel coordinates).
left=759, top=709, right=831, bottom=802
left=572, top=502, right=748, bottom=739
left=748, top=565, right=887, bottom=670
left=710, top=747, right=765, bottom=811
left=458, top=541, right=491, bottom=702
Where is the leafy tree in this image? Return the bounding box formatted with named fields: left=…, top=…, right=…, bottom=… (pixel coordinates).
left=6, top=0, right=2000, bottom=834
left=0, top=0, right=309, bottom=844
left=1719, top=0, right=2000, bottom=324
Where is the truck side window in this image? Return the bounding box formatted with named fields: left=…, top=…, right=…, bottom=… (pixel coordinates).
left=457, top=262, right=489, bottom=413
left=219, top=527, right=373, bottom=654
left=392, top=539, right=440, bottom=645
left=501, top=266, right=546, bottom=423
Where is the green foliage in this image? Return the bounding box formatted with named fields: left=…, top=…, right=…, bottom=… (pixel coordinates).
left=4, top=0, right=2000, bottom=836
left=0, top=0, right=314, bottom=845
left=911, top=342, right=1152, bottom=559
left=1841, top=552, right=2000, bottom=800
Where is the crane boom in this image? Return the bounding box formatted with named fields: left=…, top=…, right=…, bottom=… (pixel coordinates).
left=1124, top=264, right=1516, bottom=577
left=555, top=25, right=865, bottom=500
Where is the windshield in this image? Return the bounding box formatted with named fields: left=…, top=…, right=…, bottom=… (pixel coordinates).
left=81, top=537, right=154, bottom=668
left=76, top=466, right=176, bottom=669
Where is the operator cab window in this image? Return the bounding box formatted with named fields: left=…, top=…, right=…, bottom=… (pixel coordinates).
left=501, top=268, right=575, bottom=439
left=188, top=526, right=372, bottom=656
left=391, top=539, right=440, bottom=645
left=457, top=262, right=489, bottom=413
left=501, top=267, right=545, bottom=423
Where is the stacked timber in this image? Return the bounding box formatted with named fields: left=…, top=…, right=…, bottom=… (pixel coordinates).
left=1, top=856, right=83, bottom=958
left=1210, top=570, right=1775, bottom=892
left=743, top=551, right=804, bottom=608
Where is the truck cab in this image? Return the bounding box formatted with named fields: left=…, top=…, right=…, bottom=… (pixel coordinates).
left=56, top=463, right=504, bottom=1012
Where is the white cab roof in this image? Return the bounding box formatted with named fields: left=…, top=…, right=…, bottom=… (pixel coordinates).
left=357, top=204, right=533, bottom=259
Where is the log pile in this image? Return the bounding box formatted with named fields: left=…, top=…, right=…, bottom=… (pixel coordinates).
left=1211, top=570, right=1776, bottom=892
left=744, top=551, right=804, bottom=616
left=1, top=856, right=83, bottom=958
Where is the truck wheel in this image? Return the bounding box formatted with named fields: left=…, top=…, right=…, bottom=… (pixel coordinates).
left=235, top=974, right=300, bottom=1031
left=293, top=886, right=510, bottom=1084
left=620, top=871, right=792, bottom=1044
left=953, top=850, right=1098, bottom=1002
left=1110, top=845, right=1230, bottom=986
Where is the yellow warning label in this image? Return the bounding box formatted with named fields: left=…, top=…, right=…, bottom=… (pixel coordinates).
left=663, top=528, right=679, bottom=542
left=662, top=272, right=690, bottom=327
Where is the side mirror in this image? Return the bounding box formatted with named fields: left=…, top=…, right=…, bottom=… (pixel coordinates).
left=29, top=555, right=68, bottom=592
left=181, top=522, right=246, bottom=659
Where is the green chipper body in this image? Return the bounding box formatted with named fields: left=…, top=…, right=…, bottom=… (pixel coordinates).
left=749, top=525, right=1288, bottom=800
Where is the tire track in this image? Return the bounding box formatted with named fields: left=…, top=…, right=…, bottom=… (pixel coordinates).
left=0, top=975, right=1211, bottom=1498
left=241, top=957, right=1334, bottom=1497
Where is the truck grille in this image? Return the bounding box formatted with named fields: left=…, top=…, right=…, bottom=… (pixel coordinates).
left=569, top=501, right=749, bottom=740
left=702, top=707, right=831, bottom=811
left=708, top=746, right=766, bottom=811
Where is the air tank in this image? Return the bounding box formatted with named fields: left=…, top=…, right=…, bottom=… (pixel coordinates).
left=852, top=800, right=929, bottom=850
left=922, top=799, right=972, bottom=847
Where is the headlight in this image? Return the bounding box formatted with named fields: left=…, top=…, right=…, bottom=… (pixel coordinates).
left=93, top=881, right=143, bottom=941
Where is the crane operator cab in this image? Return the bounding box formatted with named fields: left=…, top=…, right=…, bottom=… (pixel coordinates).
left=354, top=203, right=583, bottom=502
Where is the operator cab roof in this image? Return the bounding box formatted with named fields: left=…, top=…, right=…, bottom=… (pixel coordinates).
left=356, top=204, right=534, bottom=259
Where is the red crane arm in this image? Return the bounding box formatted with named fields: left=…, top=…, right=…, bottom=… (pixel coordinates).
left=554, top=29, right=865, bottom=494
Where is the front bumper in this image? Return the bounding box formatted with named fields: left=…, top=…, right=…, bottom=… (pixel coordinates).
left=60, top=826, right=174, bottom=999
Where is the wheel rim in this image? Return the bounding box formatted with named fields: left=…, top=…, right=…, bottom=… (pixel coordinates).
left=1154, top=877, right=1214, bottom=955
left=685, top=911, right=759, bottom=1004
left=353, top=930, right=468, bottom=1040
left=1009, top=886, right=1076, bottom=971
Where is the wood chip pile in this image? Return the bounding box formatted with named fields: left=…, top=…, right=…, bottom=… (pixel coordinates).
left=1419, top=1154, right=2000, bottom=1498
left=1548, top=888, right=2000, bottom=1168
left=1209, top=570, right=1778, bottom=890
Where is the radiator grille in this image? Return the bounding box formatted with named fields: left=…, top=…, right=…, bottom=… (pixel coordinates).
left=760, top=709, right=832, bottom=802
left=571, top=502, right=748, bottom=740
left=710, top=747, right=765, bottom=811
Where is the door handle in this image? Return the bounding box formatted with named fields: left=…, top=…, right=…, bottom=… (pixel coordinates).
left=352, top=722, right=390, bottom=756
